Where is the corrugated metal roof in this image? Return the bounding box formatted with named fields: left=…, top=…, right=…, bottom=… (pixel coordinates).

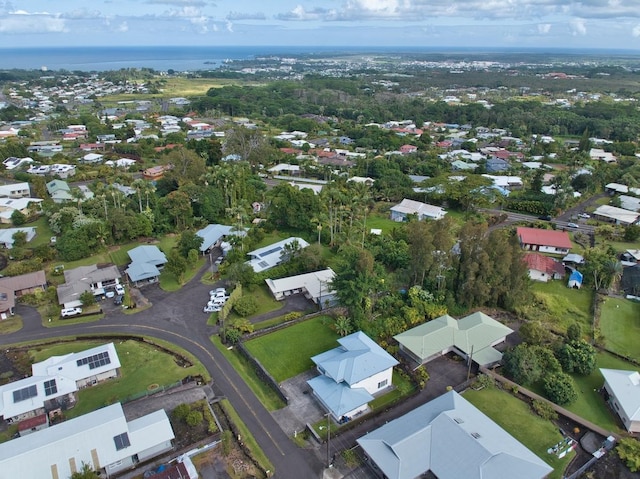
left=357, top=391, right=552, bottom=479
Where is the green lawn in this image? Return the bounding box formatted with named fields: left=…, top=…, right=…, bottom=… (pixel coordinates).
left=464, top=387, right=569, bottom=479
left=368, top=370, right=415, bottom=410
left=530, top=281, right=594, bottom=333
left=29, top=339, right=207, bottom=418
left=365, top=213, right=402, bottom=235
left=600, top=297, right=640, bottom=361
left=224, top=284, right=286, bottom=323
left=108, top=242, right=141, bottom=266
left=211, top=335, right=285, bottom=411
left=563, top=351, right=631, bottom=433
left=160, top=257, right=206, bottom=291
left=19, top=216, right=54, bottom=248
left=0, top=315, right=22, bottom=334
left=244, top=315, right=339, bottom=382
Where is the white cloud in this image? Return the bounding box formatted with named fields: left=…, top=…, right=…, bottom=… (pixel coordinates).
left=226, top=11, right=266, bottom=21
left=633, top=24, right=640, bottom=37
left=62, top=9, right=103, bottom=20
left=570, top=17, right=587, bottom=35
left=0, top=11, right=66, bottom=33
left=537, top=23, right=551, bottom=34
left=117, top=21, right=128, bottom=32
left=225, top=19, right=233, bottom=32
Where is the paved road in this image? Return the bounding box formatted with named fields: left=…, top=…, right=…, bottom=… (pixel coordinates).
left=2, top=266, right=324, bottom=479
left=482, top=207, right=597, bottom=234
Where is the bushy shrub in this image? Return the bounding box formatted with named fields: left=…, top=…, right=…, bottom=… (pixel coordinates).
left=186, top=410, right=203, bottom=427
left=543, top=372, right=578, bottom=405
left=172, top=403, right=191, bottom=422
left=233, top=295, right=258, bottom=317
left=531, top=399, right=558, bottom=421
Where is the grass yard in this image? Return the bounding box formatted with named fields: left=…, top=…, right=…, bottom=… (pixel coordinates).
left=530, top=281, right=594, bottom=333
left=244, top=315, right=339, bottom=382
left=368, top=370, right=415, bottom=410
left=18, top=216, right=54, bottom=248
left=464, top=387, right=569, bottom=479
left=365, top=213, right=402, bottom=235
left=0, top=315, right=22, bottom=334
left=564, top=351, right=635, bottom=433
left=160, top=257, right=206, bottom=291
left=28, top=339, right=207, bottom=418
left=211, top=335, right=285, bottom=411
left=599, top=297, right=640, bottom=361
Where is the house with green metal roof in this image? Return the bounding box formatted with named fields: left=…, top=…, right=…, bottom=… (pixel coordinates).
left=307, top=331, right=398, bottom=421
left=394, top=312, right=513, bottom=367
left=357, top=390, right=553, bottom=479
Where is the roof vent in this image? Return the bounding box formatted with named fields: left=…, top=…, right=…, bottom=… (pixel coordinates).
left=471, top=432, right=481, bottom=439
left=453, top=417, right=464, bottom=424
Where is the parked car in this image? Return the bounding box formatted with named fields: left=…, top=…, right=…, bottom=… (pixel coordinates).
left=105, top=290, right=115, bottom=298
left=114, top=294, right=124, bottom=305
left=203, top=304, right=221, bottom=313
left=209, top=288, right=226, bottom=296
left=61, top=307, right=82, bottom=318
left=207, top=297, right=228, bottom=307
left=567, top=222, right=579, bottom=229
left=578, top=213, right=590, bottom=219
left=115, top=284, right=125, bottom=295
left=538, top=215, right=552, bottom=221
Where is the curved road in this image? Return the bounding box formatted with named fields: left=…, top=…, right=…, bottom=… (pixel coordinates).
left=0, top=266, right=323, bottom=479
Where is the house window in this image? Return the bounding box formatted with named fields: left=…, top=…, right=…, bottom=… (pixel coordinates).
left=113, top=432, right=131, bottom=450
left=377, top=379, right=388, bottom=389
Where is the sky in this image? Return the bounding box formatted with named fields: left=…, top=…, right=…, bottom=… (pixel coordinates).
left=1, top=0, right=640, bottom=50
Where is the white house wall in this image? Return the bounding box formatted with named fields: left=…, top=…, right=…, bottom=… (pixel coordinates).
left=538, top=245, right=569, bottom=254
left=351, top=369, right=393, bottom=395
left=528, top=269, right=550, bottom=282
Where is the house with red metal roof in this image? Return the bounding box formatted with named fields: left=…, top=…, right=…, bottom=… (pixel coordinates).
left=522, top=252, right=565, bottom=282
left=517, top=227, right=572, bottom=255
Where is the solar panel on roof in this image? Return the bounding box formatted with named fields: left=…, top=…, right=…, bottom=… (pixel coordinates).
left=13, top=384, right=37, bottom=402
left=257, top=260, right=269, bottom=269
left=76, top=351, right=111, bottom=370
left=259, top=246, right=283, bottom=258
left=113, top=432, right=131, bottom=450
left=44, top=379, right=57, bottom=396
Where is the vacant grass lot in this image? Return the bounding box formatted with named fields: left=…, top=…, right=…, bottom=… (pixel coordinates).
left=464, top=387, right=569, bottom=479
left=599, top=297, right=640, bottom=361
left=244, top=316, right=339, bottom=382
left=530, top=281, right=593, bottom=333
left=28, top=339, right=207, bottom=418
left=0, top=315, right=22, bottom=334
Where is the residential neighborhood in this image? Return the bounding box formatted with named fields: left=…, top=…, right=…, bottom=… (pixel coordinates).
left=1, top=52, right=640, bottom=479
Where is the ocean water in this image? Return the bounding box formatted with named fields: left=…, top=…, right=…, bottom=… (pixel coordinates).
left=0, top=45, right=407, bottom=72
left=0, top=45, right=637, bottom=72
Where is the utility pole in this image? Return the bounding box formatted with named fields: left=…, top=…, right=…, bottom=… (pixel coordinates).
left=326, top=413, right=331, bottom=468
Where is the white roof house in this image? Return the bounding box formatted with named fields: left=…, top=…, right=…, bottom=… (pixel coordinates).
left=619, top=195, right=640, bottom=213
left=265, top=268, right=336, bottom=307
left=593, top=205, right=640, bottom=225
left=600, top=368, right=640, bottom=433
left=0, top=403, right=175, bottom=478
left=0, top=343, right=120, bottom=422
left=0, top=182, right=30, bottom=198
left=357, top=390, right=552, bottom=479
left=390, top=199, right=446, bottom=222
left=246, top=237, right=310, bottom=273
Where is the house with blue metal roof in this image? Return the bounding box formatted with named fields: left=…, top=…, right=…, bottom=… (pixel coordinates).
left=125, top=245, right=167, bottom=286
left=195, top=224, right=237, bottom=253
left=307, top=331, right=398, bottom=421
left=357, top=390, right=552, bottom=479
